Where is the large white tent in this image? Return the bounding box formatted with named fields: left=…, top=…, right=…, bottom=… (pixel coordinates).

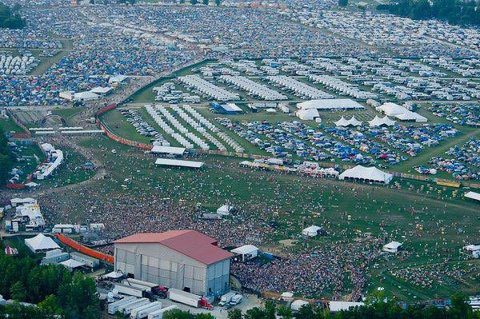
left=335, top=116, right=362, bottom=127
left=339, top=165, right=393, bottom=184
left=376, top=103, right=427, bottom=122
left=25, top=234, right=60, bottom=253
left=296, top=108, right=319, bottom=121
left=382, top=241, right=403, bottom=253
left=297, top=98, right=364, bottom=110
left=151, top=146, right=186, bottom=156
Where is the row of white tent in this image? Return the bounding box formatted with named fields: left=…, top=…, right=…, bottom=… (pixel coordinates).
left=145, top=105, right=194, bottom=149
left=172, top=106, right=227, bottom=151
left=183, top=105, right=244, bottom=152
left=0, top=55, right=37, bottom=75
left=179, top=75, right=239, bottom=101
left=334, top=115, right=396, bottom=127
left=220, top=75, right=287, bottom=101
left=36, top=143, right=64, bottom=179
left=308, top=74, right=378, bottom=100
left=266, top=75, right=332, bottom=99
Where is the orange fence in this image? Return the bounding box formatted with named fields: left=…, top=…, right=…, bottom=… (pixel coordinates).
left=55, top=233, right=114, bottom=264
left=97, top=121, right=152, bottom=151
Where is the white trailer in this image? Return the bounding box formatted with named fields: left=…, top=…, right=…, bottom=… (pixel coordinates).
left=148, top=305, right=178, bottom=319
left=115, top=283, right=146, bottom=297
left=123, top=298, right=150, bottom=315
left=230, top=294, right=243, bottom=306
left=108, top=297, right=137, bottom=315
left=219, top=291, right=236, bottom=306
left=132, top=302, right=163, bottom=319
left=119, top=298, right=149, bottom=315
left=167, top=289, right=200, bottom=308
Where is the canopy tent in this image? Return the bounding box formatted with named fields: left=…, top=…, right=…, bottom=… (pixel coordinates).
left=339, top=165, right=393, bottom=184
left=368, top=115, right=396, bottom=127
left=291, top=300, right=310, bottom=311
left=231, top=245, right=259, bottom=261
left=335, top=116, right=362, bottom=127
left=155, top=158, right=204, bottom=168
left=25, top=234, right=60, bottom=253
left=382, top=241, right=402, bottom=253
left=217, top=204, right=234, bottom=216
left=329, top=301, right=365, bottom=312
left=103, top=270, right=125, bottom=279
left=465, top=191, right=480, bottom=202
left=151, top=146, right=186, bottom=156
left=60, top=259, right=86, bottom=270
left=296, top=108, right=319, bottom=121
left=302, top=225, right=322, bottom=237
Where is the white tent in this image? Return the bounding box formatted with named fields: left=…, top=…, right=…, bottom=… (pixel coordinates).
left=291, top=300, right=310, bottom=311
left=383, top=241, right=402, bottom=253
left=217, top=204, right=234, bottom=216
left=302, top=225, right=322, bottom=237
left=465, top=191, right=480, bottom=202
left=334, top=116, right=349, bottom=127
left=329, top=301, right=364, bottom=312
left=151, top=146, right=186, bottom=156
left=60, top=259, right=85, bottom=270
left=296, top=108, right=319, bottom=121
left=339, top=165, right=393, bottom=184
left=231, top=245, right=259, bottom=261
left=376, top=103, right=427, bottom=122
left=368, top=116, right=396, bottom=127
left=73, top=91, right=99, bottom=101
left=25, top=234, right=60, bottom=253
left=297, top=98, right=364, bottom=110
left=336, top=116, right=362, bottom=127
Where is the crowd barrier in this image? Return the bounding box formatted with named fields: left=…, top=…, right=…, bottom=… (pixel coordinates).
left=55, top=233, right=114, bottom=264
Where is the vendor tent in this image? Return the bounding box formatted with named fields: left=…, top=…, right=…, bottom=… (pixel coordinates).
left=302, top=225, right=322, bottom=237
left=25, top=234, right=60, bottom=253
left=231, top=245, right=259, bottom=261
left=60, top=259, right=86, bottom=270
left=383, top=241, right=402, bottom=253
left=296, top=108, right=319, bottom=121
left=339, top=165, right=393, bottom=184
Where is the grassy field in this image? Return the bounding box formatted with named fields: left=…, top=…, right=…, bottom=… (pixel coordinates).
left=0, top=117, right=25, bottom=134
left=39, top=147, right=96, bottom=188
left=68, top=135, right=480, bottom=301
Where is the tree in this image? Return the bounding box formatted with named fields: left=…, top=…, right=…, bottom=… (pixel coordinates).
left=190, top=0, right=198, bottom=4
left=202, top=0, right=209, bottom=4
left=0, top=126, right=14, bottom=185
left=0, top=3, right=26, bottom=29
left=244, top=307, right=266, bottom=319
left=214, top=0, right=220, bottom=5
left=338, top=0, right=348, bottom=7
left=228, top=309, right=243, bottom=319
left=277, top=305, right=292, bottom=319
left=163, top=309, right=192, bottom=319
left=10, top=281, right=26, bottom=301
left=38, top=295, right=63, bottom=316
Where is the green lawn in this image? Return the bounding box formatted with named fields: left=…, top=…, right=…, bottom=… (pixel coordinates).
left=0, top=118, right=25, bottom=134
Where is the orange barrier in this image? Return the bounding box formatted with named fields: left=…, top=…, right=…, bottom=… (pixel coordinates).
left=96, top=103, right=118, bottom=117
left=97, top=120, right=152, bottom=151
left=55, top=233, right=114, bottom=264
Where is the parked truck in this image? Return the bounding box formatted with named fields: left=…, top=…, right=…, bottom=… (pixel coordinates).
left=119, top=298, right=149, bottom=315
left=130, top=301, right=162, bottom=319
left=123, top=278, right=168, bottom=298
left=148, top=305, right=178, bottom=319
left=115, top=283, right=147, bottom=298
left=123, top=298, right=151, bottom=316
left=229, top=294, right=243, bottom=306
left=108, top=297, right=137, bottom=315
left=219, top=292, right=236, bottom=306
left=167, top=289, right=212, bottom=309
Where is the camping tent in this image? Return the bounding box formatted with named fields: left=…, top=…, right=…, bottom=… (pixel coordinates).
left=339, top=165, right=393, bottom=184
left=25, top=234, right=60, bottom=253
left=302, top=225, right=322, bottom=237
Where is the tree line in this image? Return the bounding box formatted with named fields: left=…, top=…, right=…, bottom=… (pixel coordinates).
left=0, top=252, right=100, bottom=318
left=377, top=0, right=480, bottom=27
left=161, top=296, right=480, bottom=319
left=0, top=126, right=14, bottom=185
left=0, top=3, right=25, bottom=29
